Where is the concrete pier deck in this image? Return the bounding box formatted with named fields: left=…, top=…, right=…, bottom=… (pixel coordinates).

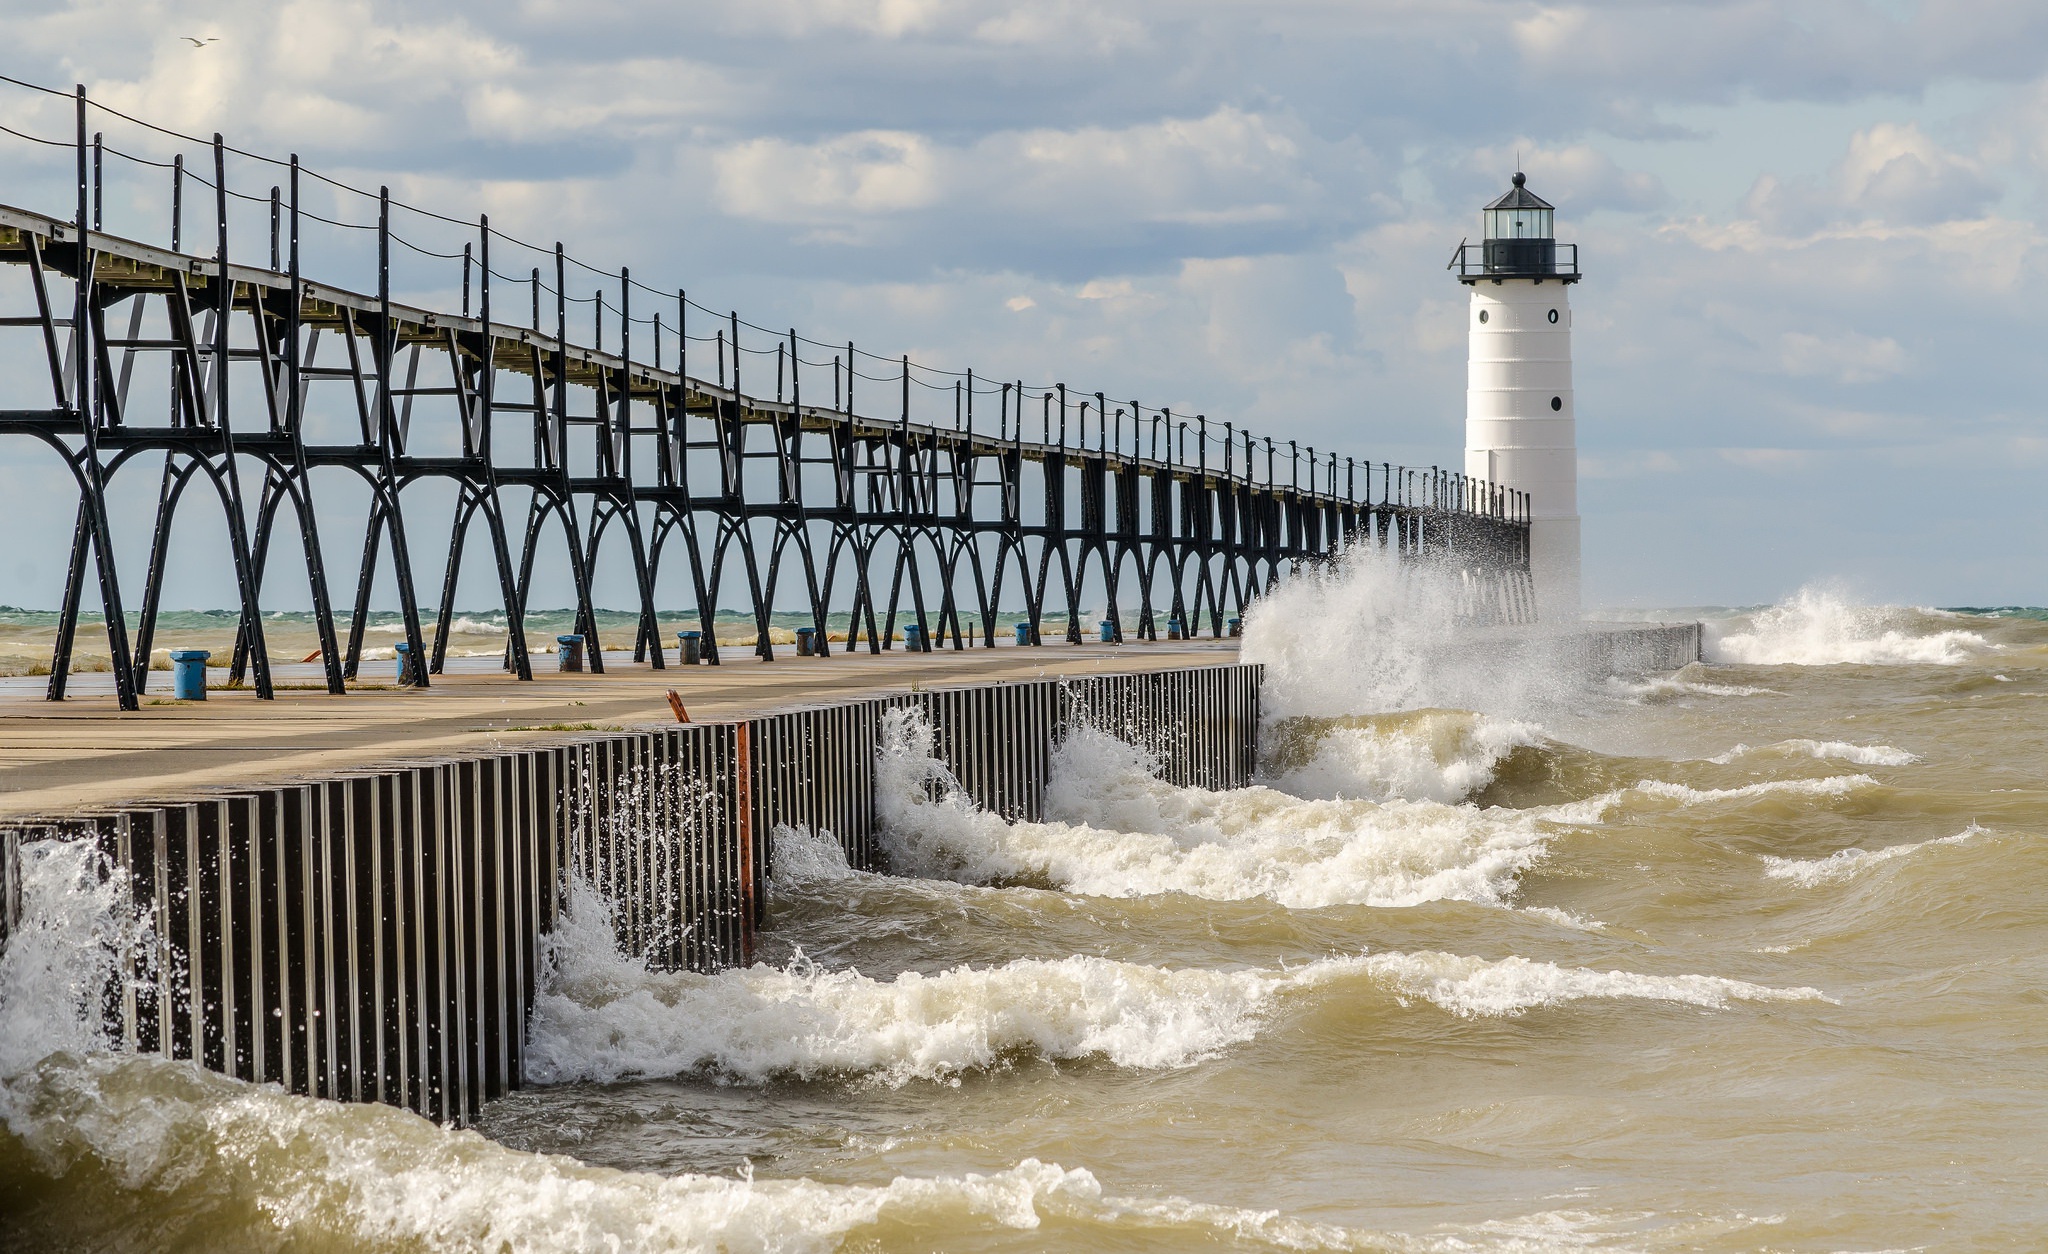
left=0, top=639, right=1239, bottom=820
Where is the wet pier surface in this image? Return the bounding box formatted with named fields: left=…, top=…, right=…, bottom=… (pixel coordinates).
left=0, top=638, right=1237, bottom=819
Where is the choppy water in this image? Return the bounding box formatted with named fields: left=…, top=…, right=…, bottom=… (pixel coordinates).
left=3, top=569, right=2045, bottom=1251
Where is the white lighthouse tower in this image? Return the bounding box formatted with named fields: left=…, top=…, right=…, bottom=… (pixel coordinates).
left=1455, top=172, right=1581, bottom=619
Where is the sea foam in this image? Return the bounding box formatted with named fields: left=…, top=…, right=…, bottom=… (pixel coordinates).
left=1709, top=740, right=1920, bottom=767
left=0, top=834, right=1386, bottom=1253
left=1363, top=951, right=1836, bottom=1016
left=876, top=709, right=1595, bottom=910
left=1711, top=587, right=1993, bottom=666
left=524, top=877, right=1358, bottom=1086
left=1762, top=826, right=1985, bottom=888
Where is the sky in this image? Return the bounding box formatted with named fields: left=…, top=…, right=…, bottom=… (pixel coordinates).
left=0, top=0, right=2044, bottom=610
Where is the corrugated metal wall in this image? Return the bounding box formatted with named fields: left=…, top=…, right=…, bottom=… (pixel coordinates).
left=0, top=662, right=1261, bottom=1124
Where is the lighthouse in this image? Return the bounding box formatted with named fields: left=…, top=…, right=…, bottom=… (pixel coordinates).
left=1454, top=172, right=1581, bottom=620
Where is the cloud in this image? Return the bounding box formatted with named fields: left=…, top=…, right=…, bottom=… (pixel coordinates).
left=1464, top=141, right=1666, bottom=214
left=715, top=130, right=943, bottom=226
left=1776, top=330, right=1909, bottom=385
left=706, top=105, right=1352, bottom=266
left=1744, top=122, right=2000, bottom=233
left=0, top=0, right=2044, bottom=606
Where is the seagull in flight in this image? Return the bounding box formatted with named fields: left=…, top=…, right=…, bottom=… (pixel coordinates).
left=181, top=36, right=219, bottom=47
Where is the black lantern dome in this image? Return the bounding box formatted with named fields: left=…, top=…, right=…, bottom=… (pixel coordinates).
left=1450, top=172, right=1579, bottom=283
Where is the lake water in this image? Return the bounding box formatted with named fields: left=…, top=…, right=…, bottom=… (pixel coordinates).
left=3, top=565, right=2044, bottom=1251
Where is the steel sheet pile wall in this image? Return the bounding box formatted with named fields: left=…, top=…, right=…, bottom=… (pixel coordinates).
left=0, top=662, right=1260, bottom=1124
left=744, top=664, right=1261, bottom=886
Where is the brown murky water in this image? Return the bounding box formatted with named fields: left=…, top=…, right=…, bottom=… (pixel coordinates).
left=3, top=575, right=2044, bottom=1252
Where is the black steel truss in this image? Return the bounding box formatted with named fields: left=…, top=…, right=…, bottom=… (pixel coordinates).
left=0, top=94, right=1533, bottom=713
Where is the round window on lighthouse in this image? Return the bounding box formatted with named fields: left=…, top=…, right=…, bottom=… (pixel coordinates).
left=1478, top=309, right=1488, bottom=324
left=1548, top=309, right=1559, bottom=324
left=1550, top=396, right=1563, bottom=411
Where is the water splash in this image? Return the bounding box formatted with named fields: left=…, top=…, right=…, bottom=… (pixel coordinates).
left=524, top=874, right=1360, bottom=1086
left=1711, top=587, right=1994, bottom=666
left=0, top=837, right=150, bottom=1085
left=1240, top=548, right=1603, bottom=724
left=875, top=707, right=1594, bottom=909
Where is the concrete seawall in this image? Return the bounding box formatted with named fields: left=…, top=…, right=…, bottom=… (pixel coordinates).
left=0, top=662, right=1260, bottom=1125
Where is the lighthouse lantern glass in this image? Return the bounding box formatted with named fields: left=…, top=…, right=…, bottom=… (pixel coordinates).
left=1483, top=206, right=1553, bottom=241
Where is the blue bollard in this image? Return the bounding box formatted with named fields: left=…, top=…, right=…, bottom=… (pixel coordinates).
left=169, top=649, right=209, bottom=700
left=557, top=634, right=585, bottom=672
left=903, top=623, right=925, bottom=651
left=1013, top=622, right=1032, bottom=646
left=1098, top=619, right=1116, bottom=643
left=796, top=626, right=817, bottom=657
left=1168, top=616, right=1184, bottom=640
left=676, top=630, right=702, bottom=665
left=395, top=641, right=414, bottom=685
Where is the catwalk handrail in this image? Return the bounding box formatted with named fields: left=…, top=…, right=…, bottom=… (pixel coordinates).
left=0, top=79, right=1528, bottom=525
left=0, top=83, right=1536, bottom=714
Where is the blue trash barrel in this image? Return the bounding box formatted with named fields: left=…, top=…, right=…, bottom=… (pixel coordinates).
left=1013, top=622, right=1032, bottom=646
left=903, top=623, right=925, bottom=650
left=796, top=627, right=817, bottom=657
left=677, top=630, right=702, bottom=665
left=395, top=641, right=414, bottom=685
left=169, top=649, right=209, bottom=700
left=557, top=634, right=585, bottom=672
left=1227, top=617, right=1243, bottom=638
left=1168, top=616, right=1184, bottom=640
left=1098, top=619, right=1116, bottom=643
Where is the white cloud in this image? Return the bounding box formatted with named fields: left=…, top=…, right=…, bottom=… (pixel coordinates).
left=715, top=130, right=942, bottom=225
left=1777, top=330, right=1908, bottom=384
left=1745, top=122, right=2000, bottom=233
left=0, top=0, right=2043, bottom=604
left=1466, top=140, right=1666, bottom=214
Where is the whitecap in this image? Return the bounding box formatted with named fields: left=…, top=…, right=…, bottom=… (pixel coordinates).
left=1708, top=740, right=1920, bottom=767
left=1363, top=951, right=1836, bottom=1017
left=1711, top=587, right=1993, bottom=666
left=878, top=709, right=1579, bottom=910
left=1261, top=710, right=1546, bottom=805
left=1762, top=826, right=1985, bottom=888
left=1630, top=775, right=1877, bottom=805
left=525, top=878, right=1361, bottom=1086
left=1610, top=675, right=1782, bottom=699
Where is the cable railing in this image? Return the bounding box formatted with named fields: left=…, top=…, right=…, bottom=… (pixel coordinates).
left=0, top=73, right=1528, bottom=523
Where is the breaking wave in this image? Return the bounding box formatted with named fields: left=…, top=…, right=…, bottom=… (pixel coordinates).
left=1362, top=951, right=1836, bottom=1017
left=8, top=1051, right=1409, bottom=1253
left=1763, top=826, right=1985, bottom=888
left=1709, top=740, right=1921, bottom=767
left=1711, top=587, right=1994, bottom=666
left=1610, top=669, right=1783, bottom=700
left=1627, top=775, right=1877, bottom=806
left=1260, top=709, right=1547, bottom=804
left=877, top=709, right=1599, bottom=910
left=0, top=835, right=1392, bottom=1253
left=525, top=877, right=1359, bottom=1086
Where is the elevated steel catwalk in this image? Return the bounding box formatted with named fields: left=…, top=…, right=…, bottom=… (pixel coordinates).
left=0, top=111, right=1532, bottom=713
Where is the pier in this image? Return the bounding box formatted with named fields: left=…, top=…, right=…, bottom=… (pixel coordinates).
left=1, top=648, right=1260, bottom=1125
left=0, top=83, right=1539, bottom=1133
left=0, top=82, right=1532, bottom=714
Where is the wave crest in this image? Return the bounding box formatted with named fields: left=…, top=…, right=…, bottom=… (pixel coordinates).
left=1711, top=587, right=1993, bottom=666
left=1762, top=826, right=1984, bottom=887
left=1363, top=951, right=1836, bottom=1016
left=525, top=878, right=1354, bottom=1086
left=877, top=709, right=1579, bottom=910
